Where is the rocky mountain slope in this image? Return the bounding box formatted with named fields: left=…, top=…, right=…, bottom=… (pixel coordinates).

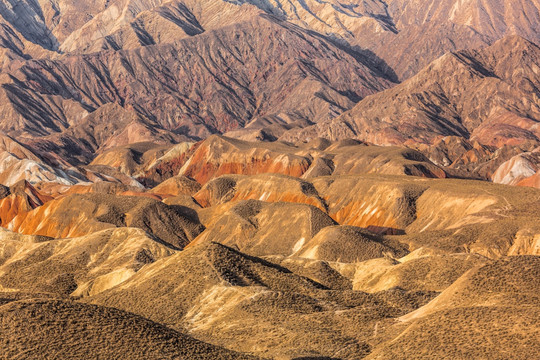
left=0, top=1, right=539, bottom=358
left=3, top=0, right=539, bottom=80
left=0, top=0, right=537, bottom=158
left=0, top=14, right=392, bottom=147
left=283, top=36, right=540, bottom=149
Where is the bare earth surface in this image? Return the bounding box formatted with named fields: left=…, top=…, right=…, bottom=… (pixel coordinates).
left=0, top=1, right=539, bottom=359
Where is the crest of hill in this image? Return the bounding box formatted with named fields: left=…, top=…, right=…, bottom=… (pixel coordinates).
left=149, top=175, right=201, bottom=197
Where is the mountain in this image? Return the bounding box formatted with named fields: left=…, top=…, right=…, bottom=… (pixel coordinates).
left=282, top=36, right=540, bottom=148
left=0, top=14, right=393, bottom=151
left=218, top=1, right=540, bottom=80
left=360, top=0, right=540, bottom=79
left=0, top=1, right=539, bottom=358
left=4, top=0, right=539, bottom=81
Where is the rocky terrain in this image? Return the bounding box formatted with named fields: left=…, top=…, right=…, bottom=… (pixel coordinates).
left=0, top=1, right=537, bottom=158
left=282, top=36, right=540, bottom=147
left=0, top=0, right=539, bottom=359
left=1, top=138, right=539, bottom=358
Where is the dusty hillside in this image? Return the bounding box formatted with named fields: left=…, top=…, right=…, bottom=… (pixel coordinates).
left=365, top=256, right=540, bottom=359
left=0, top=299, right=255, bottom=360
left=0, top=173, right=538, bottom=358
left=7, top=193, right=204, bottom=249
left=88, top=241, right=437, bottom=358
left=0, top=227, right=175, bottom=297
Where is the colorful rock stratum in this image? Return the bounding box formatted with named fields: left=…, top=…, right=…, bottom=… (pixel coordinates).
left=0, top=1, right=539, bottom=359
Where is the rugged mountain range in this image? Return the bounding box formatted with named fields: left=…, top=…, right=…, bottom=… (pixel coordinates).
left=282, top=36, right=540, bottom=146
left=0, top=0, right=537, bottom=151
left=1, top=14, right=393, bottom=152
left=0, top=1, right=539, bottom=358
left=2, top=0, right=539, bottom=77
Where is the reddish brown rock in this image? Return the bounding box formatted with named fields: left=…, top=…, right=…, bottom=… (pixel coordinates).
left=282, top=36, right=540, bottom=149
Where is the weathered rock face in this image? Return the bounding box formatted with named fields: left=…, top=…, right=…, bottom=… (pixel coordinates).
left=191, top=173, right=540, bottom=257
left=413, top=136, right=540, bottom=181
left=26, top=104, right=183, bottom=166
left=193, top=174, right=328, bottom=210
left=517, top=171, right=540, bottom=188
left=0, top=133, right=86, bottom=186
left=492, top=148, right=540, bottom=188
left=282, top=36, right=540, bottom=149
left=172, top=136, right=313, bottom=185
left=364, top=0, right=540, bottom=80
left=0, top=15, right=392, bottom=144
left=0, top=180, right=52, bottom=227
left=225, top=0, right=540, bottom=80
left=135, top=135, right=447, bottom=187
